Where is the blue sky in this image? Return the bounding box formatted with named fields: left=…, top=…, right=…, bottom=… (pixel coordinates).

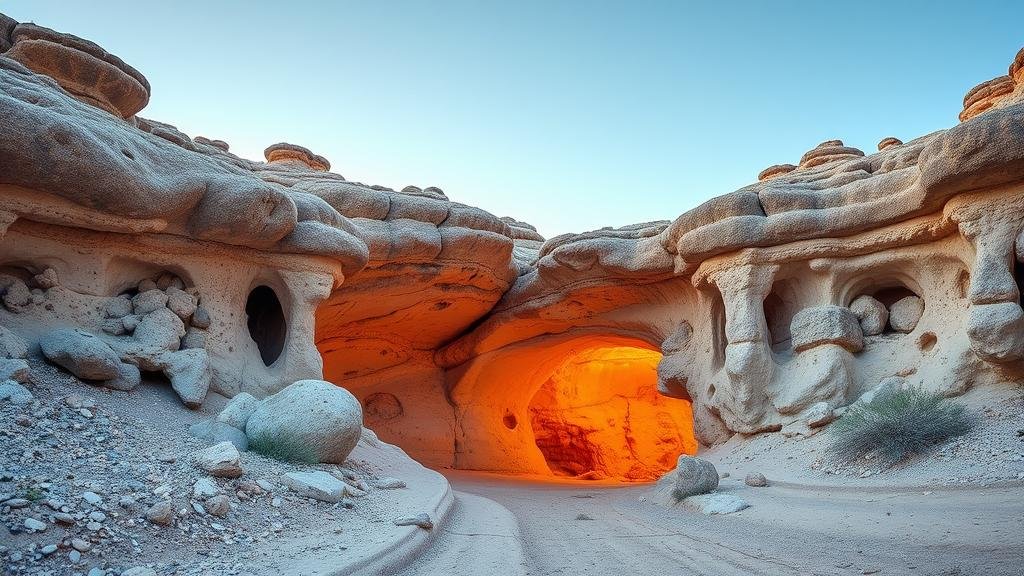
left=5, top=1, right=1021, bottom=237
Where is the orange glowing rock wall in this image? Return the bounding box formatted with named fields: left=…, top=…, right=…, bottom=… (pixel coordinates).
left=528, top=346, right=696, bottom=481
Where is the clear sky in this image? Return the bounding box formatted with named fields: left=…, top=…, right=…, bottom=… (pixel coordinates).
left=5, top=1, right=1021, bottom=237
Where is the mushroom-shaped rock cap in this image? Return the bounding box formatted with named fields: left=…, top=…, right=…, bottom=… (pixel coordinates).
left=798, top=140, right=865, bottom=168
left=1009, top=46, right=1024, bottom=82
left=5, top=22, right=150, bottom=119
left=959, top=75, right=1015, bottom=122
left=757, top=163, right=797, bottom=181
left=264, top=142, right=331, bottom=171
left=877, top=137, right=902, bottom=151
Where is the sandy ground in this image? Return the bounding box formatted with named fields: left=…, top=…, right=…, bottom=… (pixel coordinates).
left=424, top=471, right=1024, bottom=576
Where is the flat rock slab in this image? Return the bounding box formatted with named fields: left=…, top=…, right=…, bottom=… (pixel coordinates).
left=280, top=470, right=349, bottom=503
left=685, top=493, right=750, bottom=515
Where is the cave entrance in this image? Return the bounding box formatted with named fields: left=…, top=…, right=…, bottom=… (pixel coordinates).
left=526, top=344, right=697, bottom=482
left=246, top=285, right=287, bottom=366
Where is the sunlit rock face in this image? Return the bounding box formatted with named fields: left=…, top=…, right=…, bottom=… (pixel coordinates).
left=4, top=13, right=1024, bottom=482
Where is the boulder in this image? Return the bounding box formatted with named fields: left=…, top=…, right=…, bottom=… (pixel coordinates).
left=0, top=326, right=28, bottom=359
left=40, top=328, right=121, bottom=380
left=279, top=471, right=349, bottom=503
left=117, top=307, right=185, bottom=370
left=671, top=455, right=719, bottom=499
left=161, top=348, right=210, bottom=407
left=192, top=477, right=220, bottom=499
left=204, top=494, right=230, bottom=517
left=145, top=500, right=174, bottom=525
left=189, top=420, right=248, bottom=451
left=191, top=306, right=212, bottom=329
left=889, top=296, right=924, bottom=333
left=104, top=296, right=133, bottom=318
left=0, top=358, right=30, bottom=382
left=744, top=473, right=768, bottom=487
left=849, top=295, right=888, bottom=336
left=181, top=327, right=207, bottom=350
left=245, top=380, right=362, bottom=464
left=131, top=289, right=168, bottom=315
left=166, top=286, right=197, bottom=321
left=790, top=305, right=864, bottom=353
left=686, top=493, right=750, bottom=515
left=106, top=361, right=141, bottom=391
left=32, top=268, right=59, bottom=289
left=0, top=380, right=33, bottom=404
left=194, top=441, right=243, bottom=478
left=3, top=279, right=30, bottom=310
left=216, top=392, right=259, bottom=430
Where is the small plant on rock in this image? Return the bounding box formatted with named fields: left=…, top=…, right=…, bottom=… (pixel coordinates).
left=828, top=386, right=977, bottom=466
left=247, top=431, right=318, bottom=465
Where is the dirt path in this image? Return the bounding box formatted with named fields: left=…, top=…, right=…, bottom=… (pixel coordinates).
left=417, top=472, right=1024, bottom=576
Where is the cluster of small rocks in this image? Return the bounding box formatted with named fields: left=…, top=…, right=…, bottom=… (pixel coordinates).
left=0, top=268, right=57, bottom=314
left=32, top=271, right=213, bottom=408
left=0, top=361, right=407, bottom=575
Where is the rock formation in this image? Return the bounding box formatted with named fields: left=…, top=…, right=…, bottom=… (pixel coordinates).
left=3, top=12, right=1024, bottom=484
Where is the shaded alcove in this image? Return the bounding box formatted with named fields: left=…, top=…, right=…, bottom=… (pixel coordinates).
left=246, top=285, right=287, bottom=366
left=525, top=343, right=697, bottom=482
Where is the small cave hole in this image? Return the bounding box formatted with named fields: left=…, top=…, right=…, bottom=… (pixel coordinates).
left=245, top=285, right=287, bottom=367
left=918, top=332, right=937, bottom=352
left=502, top=411, right=518, bottom=430
left=122, top=149, right=135, bottom=160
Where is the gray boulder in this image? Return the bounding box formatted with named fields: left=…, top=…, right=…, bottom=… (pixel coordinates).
left=40, top=328, right=121, bottom=380
left=189, top=420, right=248, bottom=451
left=217, top=392, right=259, bottom=430
left=191, top=306, right=212, bottom=329
left=671, top=455, right=719, bottom=499
left=161, top=349, right=210, bottom=408
left=686, top=493, right=750, bottom=515
left=0, top=380, right=33, bottom=404
left=106, top=361, right=141, bottom=391
left=166, top=286, right=196, bottom=321
left=245, top=380, right=362, bottom=464
left=104, top=296, right=133, bottom=319
left=194, top=441, right=243, bottom=478
left=0, top=358, right=30, bottom=383
left=0, top=326, right=28, bottom=359
left=131, top=289, right=168, bottom=315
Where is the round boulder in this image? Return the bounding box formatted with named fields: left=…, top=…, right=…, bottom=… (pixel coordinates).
left=850, top=295, right=888, bottom=336
left=245, top=380, right=362, bottom=465
left=672, top=455, right=719, bottom=499
left=889, top=296, right=924, bottom=333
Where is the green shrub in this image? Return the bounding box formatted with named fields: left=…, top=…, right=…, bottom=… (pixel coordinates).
left=247, top=432, right=318, bottom=465
left=828, top=386, right=977, bottom=466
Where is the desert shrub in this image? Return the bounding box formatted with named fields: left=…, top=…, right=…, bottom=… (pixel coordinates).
left=247, top=431, right=318, bottom=464
left=828, top=386, right=977, bottom=466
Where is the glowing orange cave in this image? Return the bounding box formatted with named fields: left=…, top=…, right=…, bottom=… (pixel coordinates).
left=526, top=345, right=697, bottom=481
